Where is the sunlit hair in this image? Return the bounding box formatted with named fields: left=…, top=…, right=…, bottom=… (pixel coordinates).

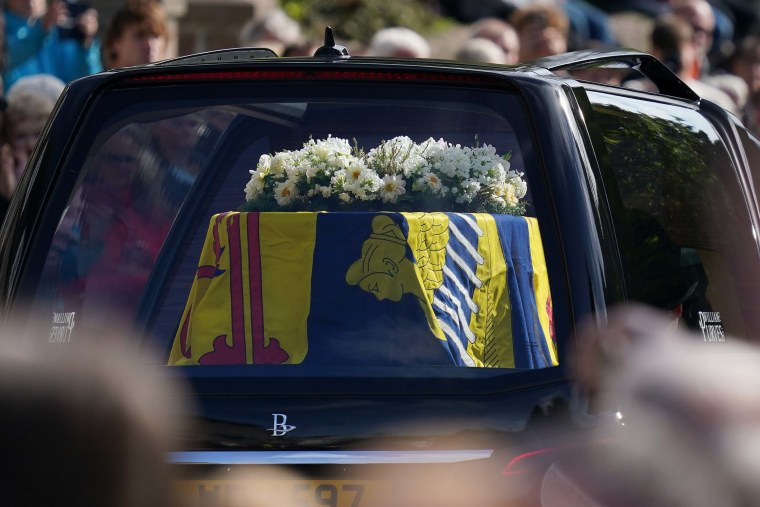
left=509, top=5, right=570, bottom=37
left=3, top=90, right=56, bottom=138
left=456, top=38, right=506, bottom=64
left=239, top=9, right=302, bottom=49
left=367, top=27, right=431, bottom=58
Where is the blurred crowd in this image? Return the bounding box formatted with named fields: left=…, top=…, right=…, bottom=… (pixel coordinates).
left=5, top=302, right=760, bottom=507
left=0, top=0, right=169, bottom=219
left=0, top=0, right=759, bottom=220
left=238, top=0, right=760, bottom=129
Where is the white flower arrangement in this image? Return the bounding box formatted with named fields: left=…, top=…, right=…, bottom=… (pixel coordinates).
left=242, top=136, right=527, bottom=214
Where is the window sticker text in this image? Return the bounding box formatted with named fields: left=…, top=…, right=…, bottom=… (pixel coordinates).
left=698, top=311, right=725, bottom=342
left=50, top=312, right=76, bottom=343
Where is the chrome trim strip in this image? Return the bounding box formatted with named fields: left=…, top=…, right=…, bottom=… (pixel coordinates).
left=168, top=449, right=494, bottom=465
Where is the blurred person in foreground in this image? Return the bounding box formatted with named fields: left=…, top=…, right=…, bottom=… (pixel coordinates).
left=0, top=316, right=190, bottom=507
left=0, top=74, right=63, bottom=220
left=3, top=0, right=102, bottom=90
left=102, top=0, right=169, bottom=70
left=545, top=304, right=760, bottom=507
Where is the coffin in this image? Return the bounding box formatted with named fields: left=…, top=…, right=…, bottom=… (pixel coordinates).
left=169, top=211, right=557, bottom=369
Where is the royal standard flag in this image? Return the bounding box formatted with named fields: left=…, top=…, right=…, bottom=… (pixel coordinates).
left=169, top=212, right=315, bottom=365
left=169, top=212, right=556, bottom=368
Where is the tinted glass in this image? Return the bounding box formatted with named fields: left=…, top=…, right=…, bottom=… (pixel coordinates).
left=589, top=91, right=760, bottom=338
left=33, top=81, right=559, bottom=372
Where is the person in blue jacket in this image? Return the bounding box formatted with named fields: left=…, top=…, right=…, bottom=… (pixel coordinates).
left=3, top=0, right=102, bottom=91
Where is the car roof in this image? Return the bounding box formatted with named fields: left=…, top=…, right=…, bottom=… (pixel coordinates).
left=95, top=33, right=700, bottom=109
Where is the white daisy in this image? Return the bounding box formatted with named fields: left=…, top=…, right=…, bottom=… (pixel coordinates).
left=274, top=180, right=298, bottom=206
left=380, top=174, right=406, bottom=203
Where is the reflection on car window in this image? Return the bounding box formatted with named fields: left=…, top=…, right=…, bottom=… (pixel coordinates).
left=590, top=92, right=760, bottom=338
left=38, top=112, right=231, bottom=332
left=34, top=85, right=560, bottom=372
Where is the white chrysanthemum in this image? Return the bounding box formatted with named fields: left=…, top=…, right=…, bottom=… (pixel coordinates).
left=323, top=136, right=352, bottom=155
left=304, top=137, right=353, bottom=173
left=332, top=155, right=351, bottom=170
left=339, top=192, right=352, bottom=203
left=488, top=162, right=507, bottom=183
left=345, top=161, right=369, bottom=184
left=244, top=177, right=260, bottom=201
left=358, top=170, right=383, bottom=193
left=245, top=168, right=269, bottom=200
left=367, top=136, right=427, bottom=176
left=274, top=180, right=298, bottom=206
left=306, top=160, right=332, bottom=180
left=421, top=171, right=443, bottom=193
left=311, top=140, right=333, bottom=161
left=496, top=181, right=518, bottom=205
left=459, top=179, right=480, bottom=201
left=271, top=152, right=295, bottom=175
left=331, top=168, right=347, bottom=187
left=428, top=144, right=470, bottom=179
left=285, top=160, right=308, bottom=180
left=350, top=173, right=379, bottom=201
left=417, top=137, right=438, bottom=157
left=512, top=175, right=527, bottom=199
left=380, top=174, right=406, bottom=203
left=257, top=154, right=272, bottom=173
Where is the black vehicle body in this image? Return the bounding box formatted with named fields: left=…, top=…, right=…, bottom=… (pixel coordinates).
left=1, top=42, right=759, bottom=506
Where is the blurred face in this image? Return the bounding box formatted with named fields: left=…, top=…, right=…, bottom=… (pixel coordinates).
left=747, top=62, right=760, bottom=94
left=151, top=116, right=203, bottom=154
left=97, top=131, right=140, bottom=186
left=518, top=19, right=567, bottom=62
left=110, top=23, right=166, bottom=68
left=733, top=56, right=760, bottom=94
left=674, top=2, right=714, bottom=63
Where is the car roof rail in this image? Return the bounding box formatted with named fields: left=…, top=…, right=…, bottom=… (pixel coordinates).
left=152, top=47, right=278, bottom=66
left=527, top=48, right=700, bottom=102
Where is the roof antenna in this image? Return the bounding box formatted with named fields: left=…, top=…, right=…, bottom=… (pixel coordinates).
left=313, top=27, right=350, bottom=57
